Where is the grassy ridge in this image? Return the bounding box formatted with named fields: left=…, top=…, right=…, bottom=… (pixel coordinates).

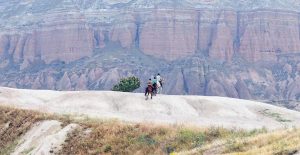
left=58, top=121, right=249, bottom=154
left=0, top=106, right=299, bottom=155
left=223, top=128, right=300, bottom=155
left=0, top=107, right=48, bottom=154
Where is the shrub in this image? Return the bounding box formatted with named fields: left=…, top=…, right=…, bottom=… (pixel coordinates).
left=112, top=76, right=140, bottom=92
left=137, top=134, right=156, bottom=146
left=177, top=129, right=206, bottom=148
left=103, top=145, right=112, bottom=153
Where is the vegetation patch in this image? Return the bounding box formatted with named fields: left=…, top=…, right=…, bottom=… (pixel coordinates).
left=112, top=76, right=140, bottom=92
left=1, top=106, right=300, bottom=155
left=221, top=128, right=300, bottom=155
left=58, top=124, right=268, bottom=155
left=260, top=109, right=292, bottom=122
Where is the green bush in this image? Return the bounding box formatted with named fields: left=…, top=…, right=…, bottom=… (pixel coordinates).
left=103, top=145, right=112, bottom=153
left=137, top=134, right=156, bottom=146
left=112, top=76, right=141, bottom=92
left=177, top=129, right=206, bottom=147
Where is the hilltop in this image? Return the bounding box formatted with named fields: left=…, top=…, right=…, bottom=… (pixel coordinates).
left=1, top=87, right=300, bottom=154
left=0, top=87, right=300, bottom=130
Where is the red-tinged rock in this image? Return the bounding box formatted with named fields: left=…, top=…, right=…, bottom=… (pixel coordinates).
left=46, top=75, right=56, bottom=90
left=94, top=31, right=106, bottom=49
left=239, top=11, right=300, bottom=62
left=0, top=35, right=8, bottom=58
left=140, top=10, right=197, bottom=60
left=57, top=72, right=72, bottom=90
left=167, top=69, right=186, bottom=95
left=287, top=76, right=300, bottom=100
left=200, top=10, right=237, bottom=61
left=88, top=68, right=104, bottom=82
left=235, top=79, right=251, bottom=99
left=110, top=23, right=136, bottom=48
left=206, top=79, right=227, bottom=97
left=70, top=73, right=79, bottom=83
left=13, top=35, right=27, bottom=63
left=99, top=68, right=121, bottom=90
left=76, top=75, right=88, bottom=90
left=32, top=76, right=42, bottom=89
left=37, top=27, right=94, bottom=64
left=1, top=9, right=300, bottom=65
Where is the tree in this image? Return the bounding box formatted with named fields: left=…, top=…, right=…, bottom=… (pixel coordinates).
left=112, top=76, right=141, bottom=92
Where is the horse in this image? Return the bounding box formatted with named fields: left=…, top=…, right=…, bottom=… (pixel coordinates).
left=156, top=80, right=162, bottom=94
left=145, top=85, right=153, bottom=100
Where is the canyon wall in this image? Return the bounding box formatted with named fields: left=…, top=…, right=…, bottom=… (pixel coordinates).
left=1, top=9, right=300, bottom=66
left=0, top=5, right=300, bottom=103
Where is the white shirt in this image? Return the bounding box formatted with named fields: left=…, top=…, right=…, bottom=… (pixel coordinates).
left=156, top=75, right=161, bottom=82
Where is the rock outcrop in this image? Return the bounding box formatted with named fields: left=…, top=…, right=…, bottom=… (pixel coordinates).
left=12, top=120, right=78, bottom=155
left=1, top=3, right=300, bottom=65
left=0, top=0, right=300, bottom=105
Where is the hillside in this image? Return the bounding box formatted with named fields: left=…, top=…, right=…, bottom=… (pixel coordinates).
left=0, top=87, right=300, bottom=130
left=1, top=87, right=300, bottom=154
left=1, top=107, right=300, bottom=155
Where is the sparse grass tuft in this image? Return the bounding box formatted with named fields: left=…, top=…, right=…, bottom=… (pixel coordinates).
left=260, top=109, right=292, bottom=122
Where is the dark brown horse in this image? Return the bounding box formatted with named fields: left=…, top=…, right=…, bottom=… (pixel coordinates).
left=145, top=85, right=153, bottom=100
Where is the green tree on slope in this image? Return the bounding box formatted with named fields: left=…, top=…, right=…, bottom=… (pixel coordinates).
left=112, top=76, right=140, bottom=92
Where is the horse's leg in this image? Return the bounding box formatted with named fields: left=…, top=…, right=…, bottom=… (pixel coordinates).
left=159, top=86, right=162, bottom=94
left=145, top=92, right=148, bottom=100
left=145, top=87, right=148, bottom=96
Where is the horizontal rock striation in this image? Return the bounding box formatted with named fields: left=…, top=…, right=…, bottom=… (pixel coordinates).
left=0, top=0, right=300, bottom=104
left=1, top=9, right=300, bottom=64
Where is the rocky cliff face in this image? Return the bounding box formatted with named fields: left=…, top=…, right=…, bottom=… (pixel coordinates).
left=0, top=0, right=300, bottom=104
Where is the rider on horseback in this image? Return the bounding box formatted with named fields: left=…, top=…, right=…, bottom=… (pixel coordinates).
left=145, top=79, right=153, bottom=99
left=152, top=76, right=158, bottom=95
left=157, top=73, right=163, bottom=88
left=156, top=73, right=163, bottom=94
left=145, top=74, right=164, bottom=99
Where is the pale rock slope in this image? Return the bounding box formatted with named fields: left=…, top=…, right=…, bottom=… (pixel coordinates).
left=0, top=87, right=300, bottom=130
left=12, top=120, right=78, bottom=155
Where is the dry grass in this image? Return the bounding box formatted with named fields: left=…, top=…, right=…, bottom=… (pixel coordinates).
left=191, top=128, right=300, bottom=155
left=58, top=121, right=267, bottom=155
left=0, top=106, right=49, bottom=154
left=223, top=128, right=300, bottom=155
left=59, top=122, right=170, bottom=155
left=0, top=106, right=300, bottom=155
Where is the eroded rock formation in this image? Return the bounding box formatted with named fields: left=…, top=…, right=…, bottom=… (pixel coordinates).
left=0, top=0, right=300, bottom=103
